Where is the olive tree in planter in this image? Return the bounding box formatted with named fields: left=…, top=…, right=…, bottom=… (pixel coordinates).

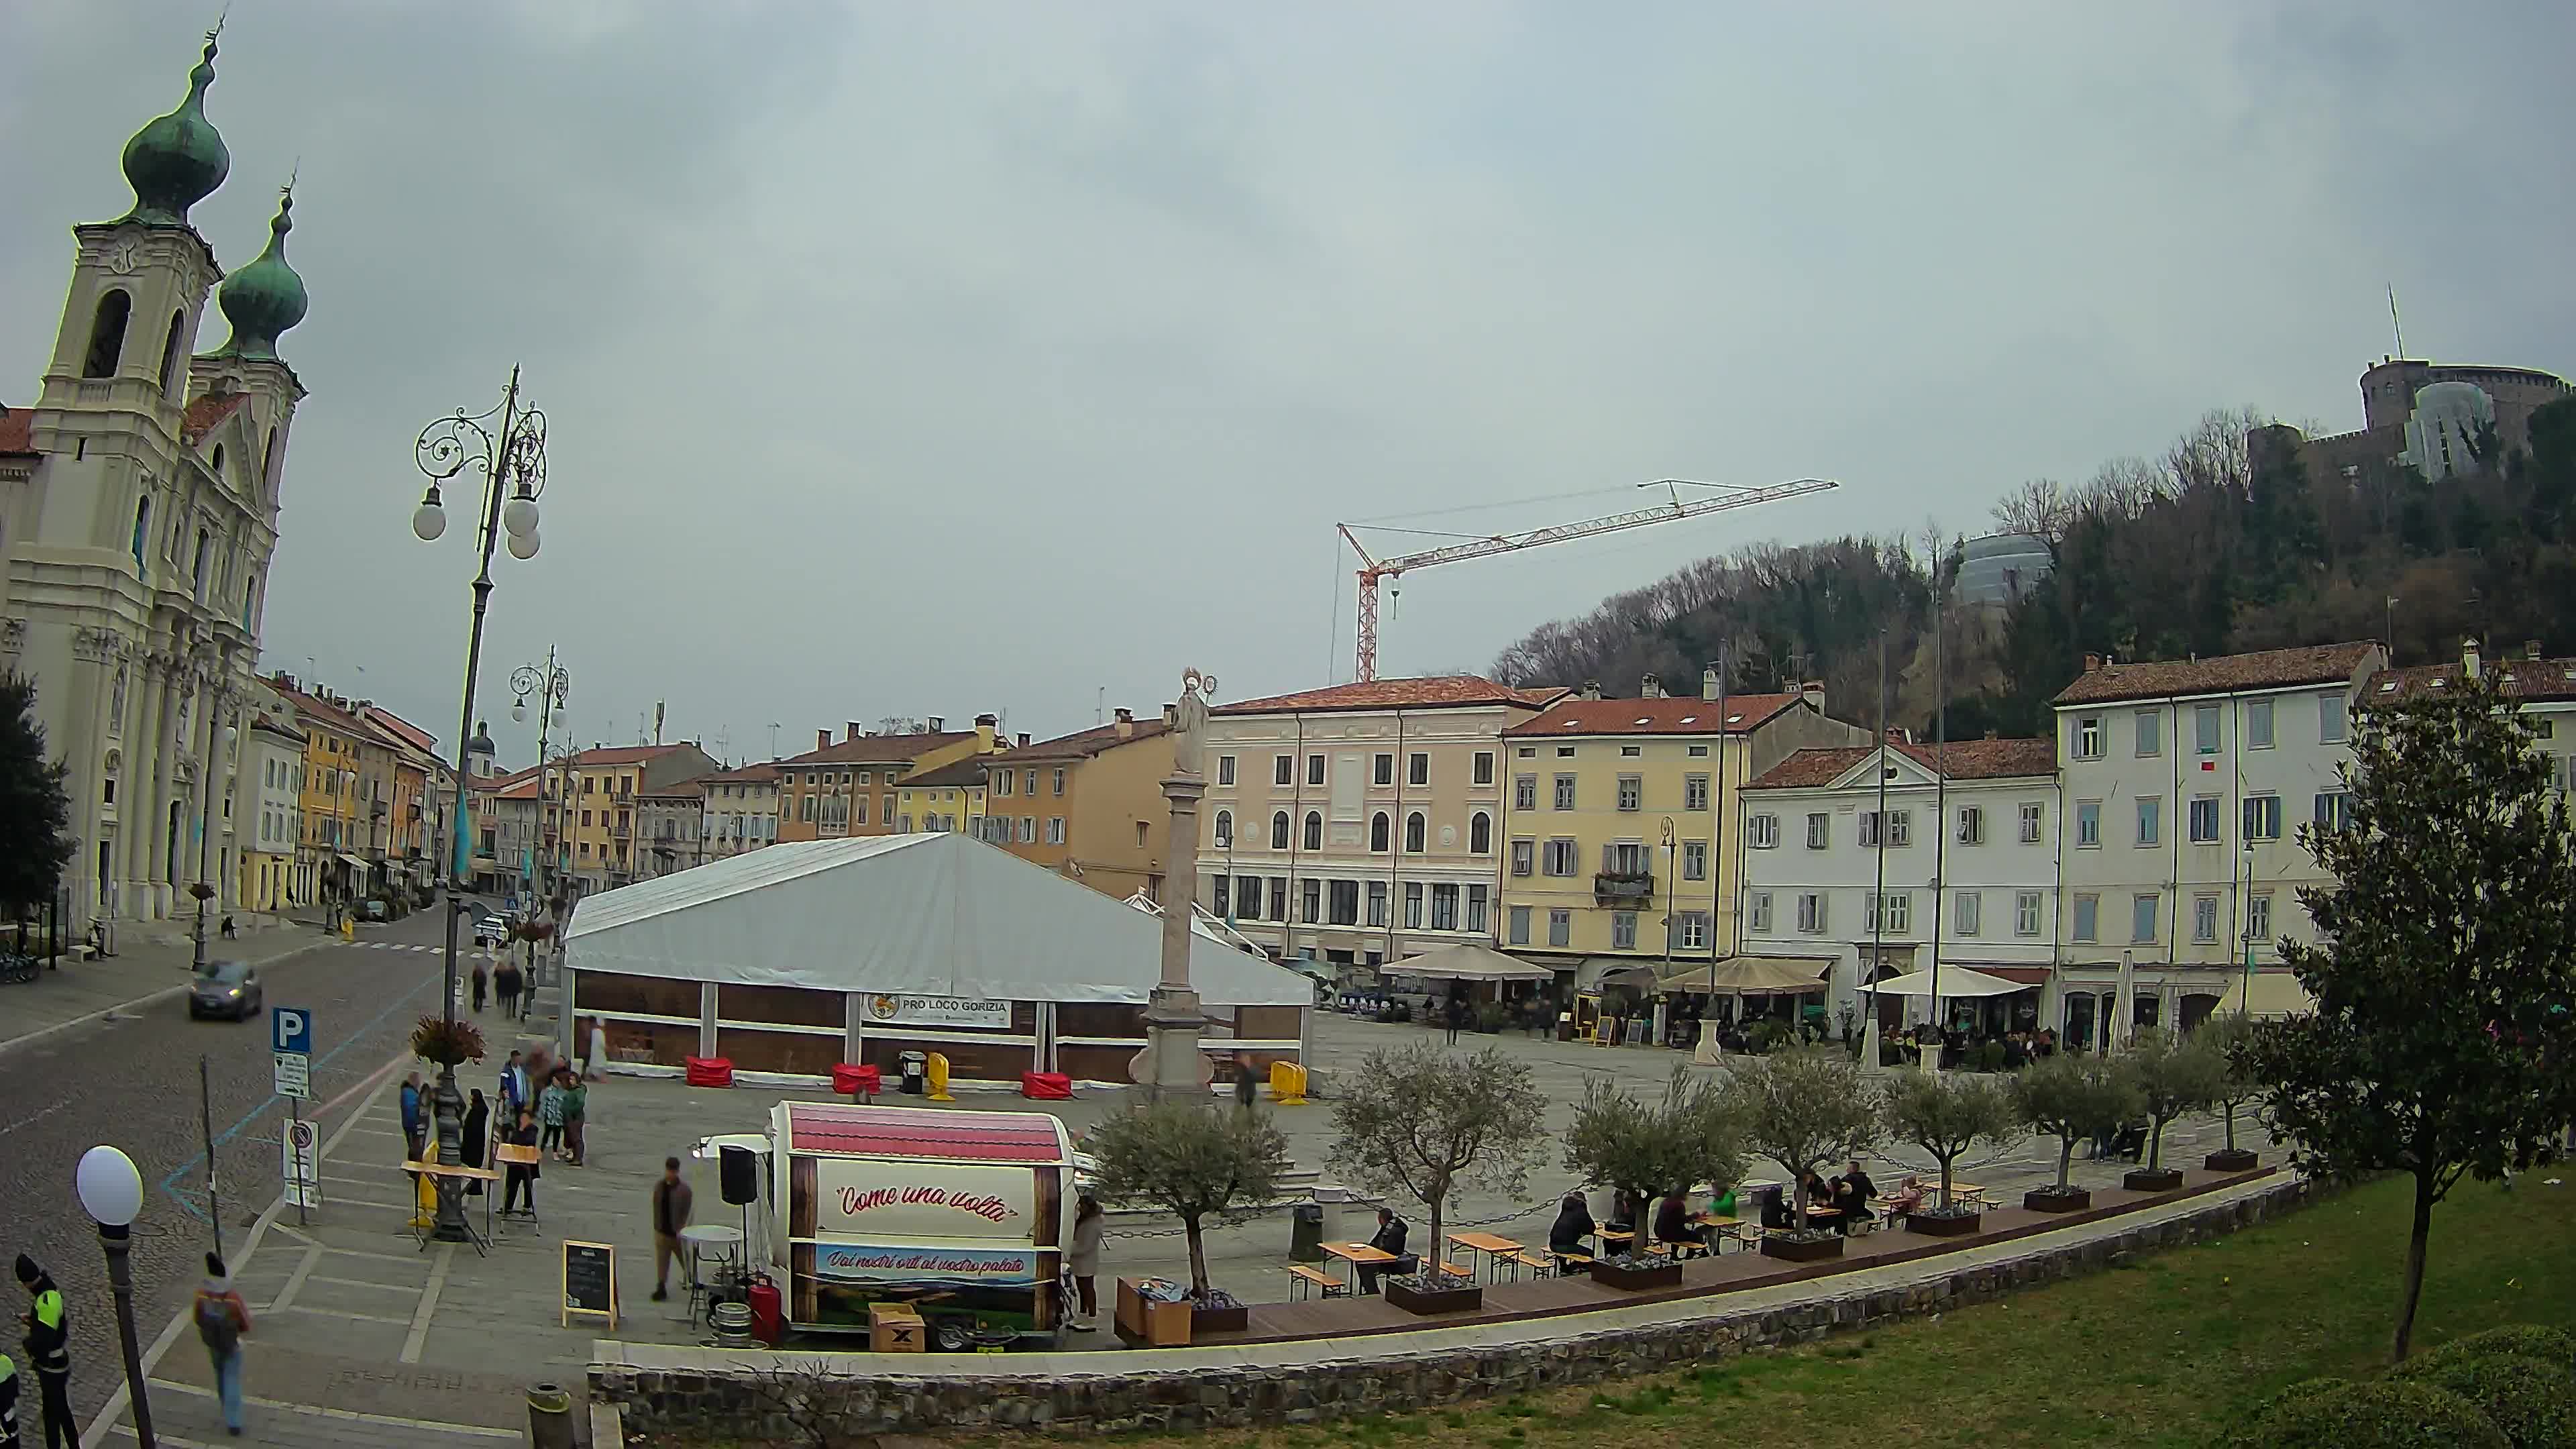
left=2122, top=1027, right=2227, bottom=1191
left=1562, top=1065, right=1743, bottom=1288
left=1725, top=1047, right=1882, bottom=1262
left=1330, top=1042, right=1548, bottom=1313
left=2011, top=1051, right=2140, bottom=1212
left=1087, top=1098, right=1289, bottom=1330
left=2196, top=1012, right=2264, bottom=1172
left=1879, top=1069, right=2018, bottom=1236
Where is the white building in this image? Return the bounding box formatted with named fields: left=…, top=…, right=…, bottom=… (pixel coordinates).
left=1199, top=676, right=1562, bottom=971
left=237, top=706, right=303, bottom=912
left=1737, top=737, right=2060, bottom=1034
left=2369, top=639, right=2576, bottom=794
left=1, top=34, right=310, bottom=928
left=2051, top=642, right=2384, bottom=1044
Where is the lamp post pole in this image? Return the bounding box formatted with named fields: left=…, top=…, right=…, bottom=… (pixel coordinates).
left=78, top=1145, right=155, bottom=1449
left=411, top=368, right=549, bottom=1244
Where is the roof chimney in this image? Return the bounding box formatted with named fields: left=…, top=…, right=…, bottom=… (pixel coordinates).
left=926, top=716, right=945, bottom=733
left=975, top=714, right=997, bottom=749
left=1016, top=732, right=1031, bottom=747
left=1161, top=702, right=1177, bottom=729
left=2463, top=637, right=2481, bottom=680
left=817, top=729, right=831, bottom=752
left=1640, top=672, right=1664, bottom=699
left=847, top=721, right=863, bottom=742
left=1702, top=667, right=1721, bottom=701
left=2083, top=653, right=2102, bottom=674
left=1114, top=707, right=1135, bottom=739
left=1801, top=680, right=1825, bottom=710
left=2528, top=639, right=2546, bottom=661
left=1581, top=680, right=1602, bottom=701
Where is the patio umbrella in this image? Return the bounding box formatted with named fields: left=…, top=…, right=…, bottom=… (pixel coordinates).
left=2111, top=951, right=2136, bottom=1056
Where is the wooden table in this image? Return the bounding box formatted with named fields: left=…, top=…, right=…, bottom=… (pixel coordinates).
left=491, top=1142, right=543, bottom=1230
left=1690, top=1213, right=1747, bottom=1250
left=1595, top=1226, right=1635, bottom=1249
left=1446, top=1232, right=1523, bottom=1281
left=1320, top=1241, right=1399, bottom=1293
left=400, top=1161, right=499, bottom=1254
left=1947, top=1182, right=1990, bottom=1206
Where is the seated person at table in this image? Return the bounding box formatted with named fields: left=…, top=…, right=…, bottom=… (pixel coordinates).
left=1797, top=1171, right=1834, bottom=1218
left=1883, top=1175, right=1927, bottom=1216
left=1356, top=1207, right=1411, bottom=1293
left=1603, top=1189, right=1640, bottom=1232
left=1652, top=1191, right=1705, bottom=1255
left=1832, top=1160, right=1878, bottom=1233
left=1548, top=1193, right=1595, bottom=1258
left=1760, top=1189, right=1794, bottom=1230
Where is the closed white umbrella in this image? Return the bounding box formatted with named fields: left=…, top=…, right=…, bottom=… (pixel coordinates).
left=2110, top=951, right=2136, bottom=1056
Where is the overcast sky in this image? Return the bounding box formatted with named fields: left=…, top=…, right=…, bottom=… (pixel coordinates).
left=8, top=3, right=2573, bottom=765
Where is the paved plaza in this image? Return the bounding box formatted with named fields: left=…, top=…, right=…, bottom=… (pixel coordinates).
left=83, top=1005, right=2281, bottom=1447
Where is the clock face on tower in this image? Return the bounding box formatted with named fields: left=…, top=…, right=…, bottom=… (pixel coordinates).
left=105, top=239, right=142, bottom=275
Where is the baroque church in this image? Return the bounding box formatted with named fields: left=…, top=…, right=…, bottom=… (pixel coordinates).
left=0, top=30, right=309, bottom=929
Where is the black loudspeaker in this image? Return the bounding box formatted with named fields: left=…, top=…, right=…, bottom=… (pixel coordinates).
left=719, top=1145, right=759, bottom=1206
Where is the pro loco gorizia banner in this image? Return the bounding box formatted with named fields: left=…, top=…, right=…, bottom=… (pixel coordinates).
left=807, top=1242, right=1054, bottom=1287
left=862, top=994, right=1012, bottom=1030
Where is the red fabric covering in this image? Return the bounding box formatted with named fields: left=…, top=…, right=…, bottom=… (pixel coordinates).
left=684, top=1056, right=734, bottom=1087
left=1020, top=1071, right=1072, bottom=1100
left=832, top=1063, right=881, bottom=1096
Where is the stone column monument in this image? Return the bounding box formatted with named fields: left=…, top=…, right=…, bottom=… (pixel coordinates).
left=1139, top=668, right=1217, bottom=1102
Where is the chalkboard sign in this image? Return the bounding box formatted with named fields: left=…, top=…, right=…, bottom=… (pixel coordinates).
left=561, top=1240, right=617, bottom=1330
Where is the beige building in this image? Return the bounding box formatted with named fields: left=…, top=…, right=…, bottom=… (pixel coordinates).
left=1498, top=672, right=1866, bottom=982
left=773, top=716, right=1000, bottom=843
left=547, top=743, right=719, bottom=897
left=696, top=762, right=781, bottom=860
left=982, top=708, right=1175, bottom=901
left=1199, top=676, right=1564, bottom=971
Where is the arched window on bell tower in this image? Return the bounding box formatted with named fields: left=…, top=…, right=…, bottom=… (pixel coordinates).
left=129, top=495, right=151, bottom=573
left=84, top=289, right=133, bottom=378
left=158, top=310, right=187, bottom=396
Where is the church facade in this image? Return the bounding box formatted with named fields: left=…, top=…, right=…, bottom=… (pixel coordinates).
left=0, top=30, right=311, bottom=930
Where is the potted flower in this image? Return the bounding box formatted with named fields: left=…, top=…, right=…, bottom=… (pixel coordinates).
left=1589, top=1250, right=1684, bottom=1292
left=410, top=1016, right=488, bottom=1068
left=1880, top=1069, right=2017, bottom=1238
left=2012, top=1052, right=2140, bottom=1212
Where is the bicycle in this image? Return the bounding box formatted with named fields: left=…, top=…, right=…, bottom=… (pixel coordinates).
left=0, top=952, right=42, bottom=985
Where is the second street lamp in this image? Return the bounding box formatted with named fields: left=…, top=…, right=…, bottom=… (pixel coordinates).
left=410, top=366, right=549, bottom=1244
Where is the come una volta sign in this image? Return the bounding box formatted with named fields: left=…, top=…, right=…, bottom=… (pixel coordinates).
left=813, top=1157, right=1034, bottom=1240
left=863, top=994, right=1010, bottom=1030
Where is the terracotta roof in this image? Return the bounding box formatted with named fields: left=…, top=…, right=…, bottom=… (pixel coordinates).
left=2052, top=643, right=2380, bottom=706
left=1503, top=694, right=1802, bottom=738
left=775, top=731, right=975, bottom=767
left=1748, top=737, right=2057, bottom=790
left=637, top=778, right=706, bottom=799
left=564, top=744, right=688, bottom=767
left=900, top=758, right=990, bottom=790
left=0, top=407, right=34, bottom=457
left=249, top=714, right=305, bottom=744
left=486, top=775, right=541, bottom=801
left=268, top=677, right=368, bottom=737
left=698, top=762, right=783, bottom=785
left=987, top=717, right=1171, bottom=762
left=1215, top=676, right=1564, bottom=716
left=180, top=392, right=250, bottom=445
left=2368, top=656, right=2576, bottom=704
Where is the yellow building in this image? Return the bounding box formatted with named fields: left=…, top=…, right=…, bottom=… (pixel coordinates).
left=549, top=743, right=721, bottom=896
left=894, top=757, right=989, bottom=833
left=981, top=708, right=1175, bottom=900
left=775, top=714, right=1003, bottom=843
left=268, top=676, right=369, bottom=907
left=1497, top=674, right=1864, bottom=979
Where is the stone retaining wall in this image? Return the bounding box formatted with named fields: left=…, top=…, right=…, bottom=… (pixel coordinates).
left=595, top=1179, right=2308, bottom=1440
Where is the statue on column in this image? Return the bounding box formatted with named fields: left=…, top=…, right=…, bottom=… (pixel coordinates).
left=1171, top=667, right=1216, bottom=777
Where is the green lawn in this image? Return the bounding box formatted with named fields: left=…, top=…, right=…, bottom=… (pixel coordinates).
left=1024, top=1172, right=2576, bottom=1449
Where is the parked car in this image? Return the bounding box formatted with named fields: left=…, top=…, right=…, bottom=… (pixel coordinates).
left=189, top=960, right=263, bottom=1020
left=356, top=898, right=390, bottom=922
left=474, top=914, right=511, bottom=949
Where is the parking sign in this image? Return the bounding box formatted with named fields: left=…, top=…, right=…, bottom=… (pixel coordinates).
left=272, top=1008, right=312, bottom=1056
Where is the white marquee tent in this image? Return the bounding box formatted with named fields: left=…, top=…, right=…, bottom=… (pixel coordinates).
left=563, top=832, right=1312, bottom=1008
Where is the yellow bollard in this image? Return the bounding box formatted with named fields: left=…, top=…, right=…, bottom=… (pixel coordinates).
left=410, top=1169, right=436, bottom=1232
left=926, top=1051, right=955, bottom=1102
left=1269, top=1059, right=1307, bottom=1106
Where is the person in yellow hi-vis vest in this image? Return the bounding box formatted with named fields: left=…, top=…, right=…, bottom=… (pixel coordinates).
left=1, top=1344, right=21, bottom=1449
left=15, top=1256, right=70, bottom=1449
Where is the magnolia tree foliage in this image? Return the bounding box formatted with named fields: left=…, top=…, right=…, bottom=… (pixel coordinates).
left=2012, top=1051, right=2141, bottom=1193
left=1879, top=1069, right=2019, bottom=1210
left=1087, top=1099, right=1291, bottom=1297
left=1330, top=1042, right=1549, bottom=1273
left=1562, top=1065, right=1746, bottom=1220
left=2241, top=668, right=2576, bottom=1362
left=1724, top=1047, right=1883, bottom=1231
left=2125, top=1027, right=2229, bottom=1171
left=0, top=673, right=74, bottom=920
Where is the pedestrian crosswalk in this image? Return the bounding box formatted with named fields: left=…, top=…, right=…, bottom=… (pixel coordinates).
left=355, top=942, right=446, bottom=953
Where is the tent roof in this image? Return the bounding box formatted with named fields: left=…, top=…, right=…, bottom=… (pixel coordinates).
left=1862, top=965, right=2026, bottom=998
left=2216, top=971, right=2314, bottom=1018
left=1658, top=955, right=1833, bottom=995
left=564, top=833, right=1311, bottom=1008
left=1385, top=941, right=1556, bottom=982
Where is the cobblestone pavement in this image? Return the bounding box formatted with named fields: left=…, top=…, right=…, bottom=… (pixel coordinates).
left=0, top=905, right=473, bottom=1430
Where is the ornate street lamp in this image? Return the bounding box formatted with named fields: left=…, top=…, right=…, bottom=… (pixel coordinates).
left=77, top=1145, right=156, bottom=1448
left=511, top=650, right=570, bottom=922
left=409, top=368, right=548, bottom=1243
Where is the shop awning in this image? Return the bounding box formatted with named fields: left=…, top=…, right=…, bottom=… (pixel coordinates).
left=1657, top=955, right=1832, bottom=996
left=1595, top=964, right=1664, bottom=989
left=1863, top=965, right=2026, bottom=998
left=335, top=853, right=370, bottom=872
left=1387, top=942, right=1556, bottom=983
left=2216, top=970, right=2314, bottom=1018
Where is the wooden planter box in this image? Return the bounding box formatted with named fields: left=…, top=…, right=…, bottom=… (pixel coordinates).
left=1189, top=1303, right=1250, bottom=1336
left=1589, top=1259, right=1684, bottom=1291
left=2204, top=1148, right=2259, bottom=1173
left=1382, top=1277, right=1483, bottom=1316
left=2023, top=1187, right=2091, bottom=1214
left=2124, top=1167, right=2186, bottom=1193
left=1905, top=1209, right=1983, bottom=1238
left=1112, top=1279, right=1192, bottom=1347
left=1759, top=1234, right=1843, bottom=1263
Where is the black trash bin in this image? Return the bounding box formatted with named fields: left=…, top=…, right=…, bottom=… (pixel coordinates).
left=899, top=1050, right=927, bottom=1096
left=1290, top=1201, right=1325, bottom=1263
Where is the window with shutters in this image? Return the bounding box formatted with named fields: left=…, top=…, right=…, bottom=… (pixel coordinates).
left=1746, top=813, right=1778, bottom=849
left=2015, top=891, right=2043, bottom=936
left=1611, top=911, right=1636, bottom=949
left=1796, top=892, right=1826, bottom=933
left=2072, top=894, right=2098, bottom=943
left=1807, top=812, right=1829, bottom=849
left=1514, top=775, right=1537, bottom=810
left=1956, top=805, right=1984, bottom=845
left=1748, top=891, right=1773, bottom=932
left=1681, top=840, right=1707, bottom=880
left=1617, top=775, right=1642, bottom=811
left=1684, top=773, right=1709, bottom=810
left=1547, top=909, right=1570, bottom=947
left=1511, top=839, right=1534, bottom=876
left=1542, top=838, right=1578, bottom=875
left=2243, top=794, right=2282, bottom=841
left=1955, top=891, right=1981, bottom=936
left=2192, top=894, right=2219, bottom=943
left=1508, top=905, right=1531, bottom=945
left=1553, top=774, right=1576, bottom=810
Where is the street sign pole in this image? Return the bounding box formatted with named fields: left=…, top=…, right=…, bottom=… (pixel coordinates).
left=290, top=1097, right=307, bottom=1226
left=201, top=1055, right=223, bottom=1259
left=275, top=1008, right=319, bottom=1224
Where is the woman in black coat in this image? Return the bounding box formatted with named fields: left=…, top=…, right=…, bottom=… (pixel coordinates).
left=1547, top=1193, right=1595, bottom=1257
left=459, top=1089, right=490, bottom=1195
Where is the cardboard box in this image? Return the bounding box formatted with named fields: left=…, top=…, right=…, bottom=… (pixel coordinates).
left=869, top=1303, right=925, bottom=1353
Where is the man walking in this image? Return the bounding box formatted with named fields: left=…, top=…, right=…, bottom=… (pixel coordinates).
left=15, top=1256, right=70, bottom=1449
left=193, top=1253, right=252, bottom=1437
left=650, top=1157, right=693, bottom=1303
left=398, top=1073, right=427, bottom=1162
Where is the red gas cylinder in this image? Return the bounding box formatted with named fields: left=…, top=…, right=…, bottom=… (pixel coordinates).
left=747, top=1274, right=784, bottom=1346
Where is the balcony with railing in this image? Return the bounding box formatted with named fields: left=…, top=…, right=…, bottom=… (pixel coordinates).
left=1593, top=870, right=1654, bottom=904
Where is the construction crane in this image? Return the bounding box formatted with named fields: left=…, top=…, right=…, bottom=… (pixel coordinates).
left=1337, top=476, right=1841, bottom=682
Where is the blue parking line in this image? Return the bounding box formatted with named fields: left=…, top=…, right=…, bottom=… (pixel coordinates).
left=157, top=965, right=450, bottom=1218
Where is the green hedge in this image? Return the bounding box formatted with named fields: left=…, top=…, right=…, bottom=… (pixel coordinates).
left=2404, top=1324, right=2576, bottom=1380
left=2396, top=1355, right=2573, bottom=1449
left=2220, top=1379, right=2510, bottom=1449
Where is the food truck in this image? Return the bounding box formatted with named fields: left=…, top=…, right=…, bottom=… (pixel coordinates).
left=759, top=1099, right=1072, bottom=1350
